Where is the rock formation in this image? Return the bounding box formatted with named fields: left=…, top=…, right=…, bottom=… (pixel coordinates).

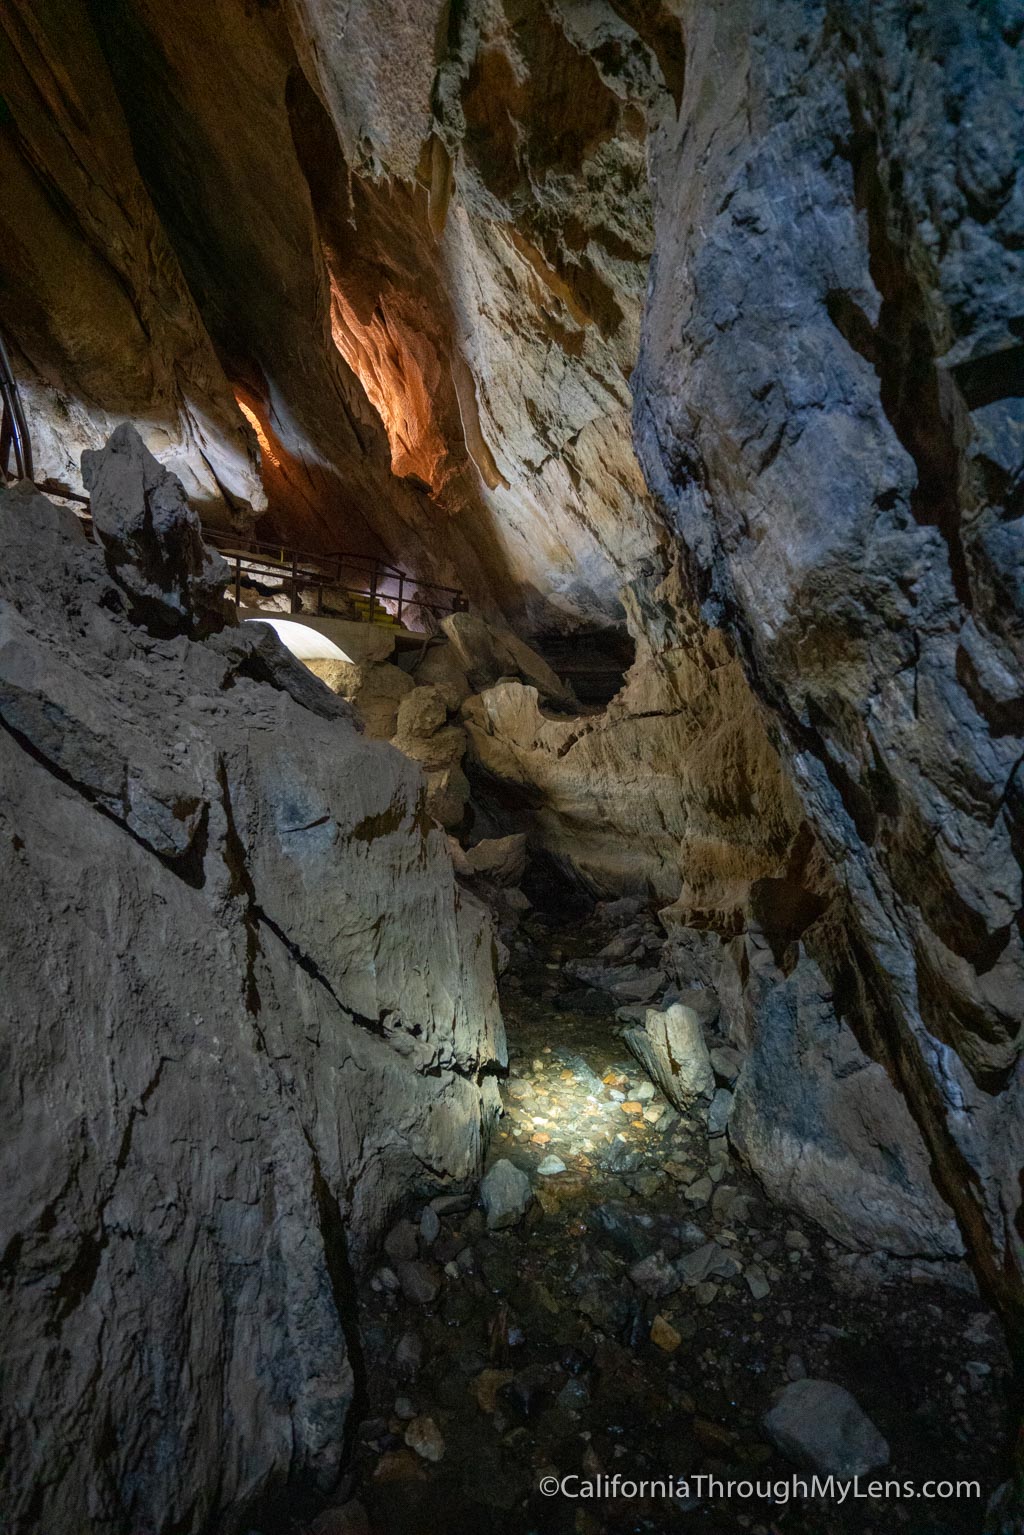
left=0, top=432, right=504, bottom=1533
left=633, top=0, right=1024, bottom=1343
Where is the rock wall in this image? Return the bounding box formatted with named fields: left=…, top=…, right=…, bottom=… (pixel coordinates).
left=0, top=0, right=676, bottom=628
left=0, top=432, right=504, bottom=1535
left=633, top=0, right=1024, bottom=1338
left=0, top=2, right=264, bottom=524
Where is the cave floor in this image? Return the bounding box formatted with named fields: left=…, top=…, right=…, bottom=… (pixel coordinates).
left=299, top=909, right=1011, bottom=1535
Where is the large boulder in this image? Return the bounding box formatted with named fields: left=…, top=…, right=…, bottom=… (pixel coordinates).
left=82, top=423, right=230, bottom=636
left=0, top=461, right=505, bottom=1535
left=624, top=1001, right=716, bottom=1109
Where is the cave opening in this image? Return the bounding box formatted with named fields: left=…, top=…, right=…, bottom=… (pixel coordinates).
left=0, top=3, right=1022, bottom=1535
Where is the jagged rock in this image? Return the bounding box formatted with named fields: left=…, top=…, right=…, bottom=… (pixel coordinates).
left=728, top=946, right=964, bottom=1259
left=480, top=1159, right=532, bottom=1230
left=623, top=1003, right=715, bottom=1110
left=82, top=423, right=229, bottom=636
left=0, top=475, right=504, bottom=1535
left=396, top=685, right=448, bottom=739
left=443, top=613, right=573, bottom=705
left=763, top=1380, right=889, bottom=1477
left=706, top=1088, right=733, bottom=1138
left=310, top=658, right=414, bottom=739
left=409, top=643, right=472, bottom=711
left=628, top=1251, right=680, bottom=1300
left=636, top=0, right=1023, bottom=1334
left=462, top=835, right=528, bottom=887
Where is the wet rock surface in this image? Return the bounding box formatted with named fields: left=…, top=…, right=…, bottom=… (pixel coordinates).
left=287, top=906, right=1010, bottom=1535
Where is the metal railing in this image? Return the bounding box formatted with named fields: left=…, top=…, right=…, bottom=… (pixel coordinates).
left=204, top=531, right=467, bottom=628
left=0, top=326, right=33, bottom=482
left=0, top=334, right=465, bottom=627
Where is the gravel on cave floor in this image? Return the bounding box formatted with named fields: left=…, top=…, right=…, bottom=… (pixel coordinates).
left=293, top=909, right=1013, bottom=1535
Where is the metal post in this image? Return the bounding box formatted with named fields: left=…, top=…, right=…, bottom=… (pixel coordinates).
left=368, top=561, right=378, bottom=624
left=397, top=572, right=404, bottom=628
left=291, top=556, right=299, bottom=613
left=234, top=556, right=242, bottom=607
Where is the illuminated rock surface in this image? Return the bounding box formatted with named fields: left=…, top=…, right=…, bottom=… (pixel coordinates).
left=0, top=438, right=504, bottom=1533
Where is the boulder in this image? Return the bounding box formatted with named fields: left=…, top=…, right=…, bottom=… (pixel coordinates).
left=463, top=834, right=528, bottom=887
left=82, top=422, right=229, bottom=636
left=763, top=1379, right=889, bottom=1477
left=623, top=1002, right=715, bottom=1109
left=480, top=1159, right=532, bottom=1230
left=396, top=684, right=448, bottom=739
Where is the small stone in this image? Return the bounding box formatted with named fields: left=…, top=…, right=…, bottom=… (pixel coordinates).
left=395, top=1330, right=423, bottom=1379
left=763, top=1379, right=889, bottom=1476
left=629, top=1250, right=681, bottom=1299
left=310, top=1500, right=370, bottom=1535
left=384, top=1219, right=419, bottom=1263
left=643, top=1105, right=662, bottom=1125
left=396, top=1260, right=440, bottom=1305
left=650, top=1314, right=683, bottom=1352
left=473, top=1368, right=514, bottom=1413
left=631, top=1080, right=656, bottom=1102
left=708, top=1045, right=742, bottom=1083
left=620, top=1101, right=644, bottom=1115
left=394, top=1395, right=417, bottom=1420
left=786, top=1354, right=807, bottom=1381
left=684, top=1177, right=713, bottom=1205
left=536, top=1154, right=567, bottom=1175
left=405, top=1415, right=446, bottom=1463
left=481, top=1158, right=532, bottom=1229
left=744, top=1265, right=771, bottom=1300
left=420, top=1206, right=441, bottom=1244
left=784, top=1229, right=809, bottom=1251
left=706, top=1088, right=733, bottom=1136
left=430, top=1192, right=473, bottom=1216
left=531, top=1131, right=551, bottom=1145
left=695, top=1282, right=720, bottom=1306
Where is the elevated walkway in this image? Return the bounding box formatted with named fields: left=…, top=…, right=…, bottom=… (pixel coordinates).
left=1, top=330, right=466, bottom=635
left=237, top=609, right=432, bottom=664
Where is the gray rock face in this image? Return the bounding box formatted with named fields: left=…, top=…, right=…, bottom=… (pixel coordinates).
left=763, top=1379, right=890, bottom=1477
left=635, top=1, right=1024, bottom=1332
left=624, top=1002, right=716, bottom=1109
left=480, top=1159, right=533, bottom=1230
left=82, top=422, right=230, bottom=636
left=0, top=456, right=505, bottom=1535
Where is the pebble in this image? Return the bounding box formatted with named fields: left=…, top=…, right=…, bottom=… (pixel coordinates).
left=536, top=1154, right=567, bottom=1175
left=420, top=1206, right=441, bottom=1244
left=394, top=1330, right=422, bottom=1379
left=404, top=1415, right=446, bottom=1463
left=396, top=1260, right=440, bottom=1305
left=650, top=1314, right=683, bottom=1352
left=745, top=1264, right=771, bottom=1300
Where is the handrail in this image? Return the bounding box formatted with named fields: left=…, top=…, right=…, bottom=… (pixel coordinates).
left=0, top=339, right=465, bottom=627
left=0, top=325, right=33, bottom=482
left=71, top=510, right=466, bottom=628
